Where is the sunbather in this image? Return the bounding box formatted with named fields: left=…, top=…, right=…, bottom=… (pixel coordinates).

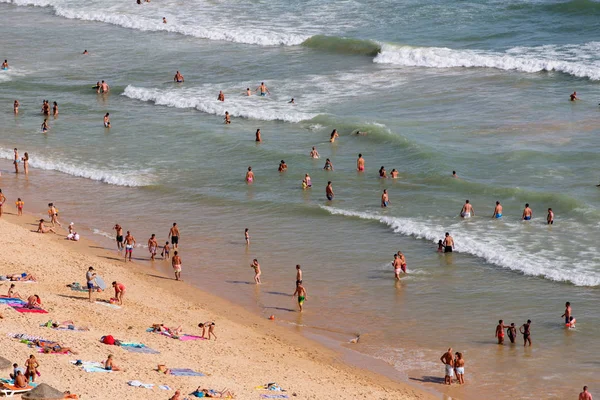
left=151, top=324, right=183, bottom=336
left=25, top=295, right=41, bottom=309
left=193, top=387, right=236, bottom=398
left=13, top=370, right=28, bottom=388
left=37, top=219, right=56, bottom=234
left=7, top=273, right=35, bottom=281
left=33, top=339, right=78, bottom=354
left=104, top=354, right=123, bottom=371
left=7, top=284, right=22, bottom=298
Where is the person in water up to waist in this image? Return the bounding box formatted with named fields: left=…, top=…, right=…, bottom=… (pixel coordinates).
left=460, top=199, right=474, bottom=218
left=492, top=201, right=502, bottom=218
left=522, top=203, right=532, bottom=221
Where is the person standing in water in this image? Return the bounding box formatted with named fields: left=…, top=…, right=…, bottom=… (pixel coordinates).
left=507, top=323, right=517, bottom=344
left=245, top=228, right=249, bottom=245
left=460, top=200, right=474, bottom=218
left=579, top=386, right=593, bottom=400
left=246, top=167, right=254, bottom=183
left=113, top=224, right=124, bottom=251
left=381, top=189, right=389, bottom=208
left=13, top=100, right=19, bottom=114
left=570, top=91, right=579, bottom=101
left=168, top=222, right=180, bottom=250
left=392, top=254, right=402, bottom=280
left=357, top=154, right=365, bottom=172
left=454, top=353, right=465, bottom=385
left=173, top=71, right=184, bottom=83
left=452, top=171, right=457, bottom=178
left=329, top=129, right=339, bottom=143
left=217, top=91, right=225, bottom=101
left=292, top=283, right=307, bottom=312
left=295, top=264, right=302, bottom=285
left=21, top=152, right=29, bottom=175
left=443, top=232, right=454, bottom=253
left=103, top=113, right=111, bottom=128
left=519, top=319, right=532, bottom=347
left=278, top=160, right=287, bottom=172
left=326, top=181, right=334, bottom=201
left=100, top=80, right=109, bottom=93
left=13, top=148, right=19, bottom=174
left=124, top=231, right=136, bottom=262
left=495, top=320, right=508, bottom=345
left=224, top=111, right=230, bottom=124
left=309, top=146, right=320, bottom=159
left=1, top=59, right=8, bottom=69
left=561, top=302, right=572, bottom=326
left=522, top=203, right=532, bottom=221
left=162, top=17, right=167, bottom=23
left=547, top=208, right=554, bottom=225
left=41, top=119, right=49, bottom=133
left=493, top=201, right=502, bottom=218
left=246, top=88, right=252, bottom=96
left=52, top=102, right=58, bottom=117
left=255, top=129, right=262, bottom=142
left=251, top=259, right=261, bottom=284
left=148, top=234, right=158, bottom=261
left=255, top=82, right=270, bottom=96
left=323, top=158, right=334, bottom=171
left=440, top=348, right=454, bottom=385
left=397, top=251, right=407, bottom=273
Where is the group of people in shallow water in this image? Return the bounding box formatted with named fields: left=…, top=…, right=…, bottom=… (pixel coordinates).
left=459, top=199, right=554, bottom=224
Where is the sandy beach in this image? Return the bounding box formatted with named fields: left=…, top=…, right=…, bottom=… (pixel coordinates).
left=0, top=211, right=435, bottom=400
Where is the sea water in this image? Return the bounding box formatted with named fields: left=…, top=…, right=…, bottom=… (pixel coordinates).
left=1, top=0, right=600, bottom=398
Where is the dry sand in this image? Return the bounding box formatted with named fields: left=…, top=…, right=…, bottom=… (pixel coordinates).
left=0, top=212, right=437, bottom=400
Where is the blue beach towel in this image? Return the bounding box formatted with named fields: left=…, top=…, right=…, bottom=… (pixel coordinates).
left=169, top=368, right=205, bottom=377
left=123, top=346, right=160, bottom=354
left=260, top=395, right=289, bottom=399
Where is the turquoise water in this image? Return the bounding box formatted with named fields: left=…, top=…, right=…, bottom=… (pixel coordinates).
left=1, top=1, right=600, bottom=398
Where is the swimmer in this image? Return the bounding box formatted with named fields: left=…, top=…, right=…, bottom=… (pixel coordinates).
left=579, top=386, right=592, bottom=400
left=452, top=170, right=457, bottom=178
left=103, top=113, right=111, bottom=128
left=443, top=232, right=454, bottom=253
left=495, top=320, right=508, bottom=345
left=519, top=319, right=532, bottom=347
left=224, top=111, right=230, bottom=124
left=302, top=178, right=308, bottom=189
left=15, top=198, right=24, bottom=216
left=1, top=59, right=8, bottom=69
left=493, top=201, right=502, bottom=218
left=217, top=91, right=225, bottom=102
left=162, top=17, right=167, bottom=23
left=309, top=146, right=320, bottom=159
left=94, top=81, right=100, bottom=92
left=173, top=71, right=184, bottom=83
left=355, top=130, right=367, bottom=136
left=460, top=199, right=474, bottom=218
left=52, top=102, right=58, bottom=117
left=100, top=80, right=109, bottom=93
left=304, top=173, right=312, bottom=187
left=522, top=203, right=532, bottom=221
left=288, top=98, right=295, bottom=104
left=245, top=228, right=249, bottom=245
left=561, top=302, right=572, bottom=325
left=379, top=166, right=387, bottom=178
left=292, top=282, right=307, bottom=312
left=570, top=91, right=579, bottom=101
left=245, top=166, right=254, bottom=183
left=246, top=88, right=251, bottom=96
left=255, top=128, right=262, bottom=142
left=437, top=240, right=443, bottom=252
left=357, top=154, right=365, bottom=172
left=323, top=158, right=333, bottom=171
left=251, top=259, right=261, bottom=284
left=82, top=50, right=88, bottom=55
left=278, top=160, right=287, bottom=172
left=148, top=233, right=158, bottom=261
left=547, top=208, right=554, bottom=225
left=329, top=129, right=339, bottom=143
left=391, top=169, right=398, bottom=179
left=326, top=181, right=334, bottom=201
left=507, top=323, right=517, bottom=344
left=41, top=119, right=49, bottom=133
left=255, top=82, right=270, bottom=96
left=392, top=254, right=402, bottom=280
left=13, top=100, right=19, bottom=114
left=13, top=148, right=19, bottom=174
left=381, top=189, right=389, bottom=208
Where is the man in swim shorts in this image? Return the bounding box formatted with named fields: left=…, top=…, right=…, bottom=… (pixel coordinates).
left=100, top=80, right=109, bottom=93
left=493, top=201, right=502, bottom=218
left=124, top=231, right=136, bottom=262
left=381, top=189, right=389, bottom=208
left=443, top=232, right=454, bottom=253
left=326, top=181, right=334, bottom=201
left=113, top=224, right=124, bottom=251
left=255, top=82, right=270, bottom=96
left=495, top=320, right=508, bottom=345
left=86, top=267, right=97, bottom=303
left=292, top=283, right=307, bottom=312
left=103, top=113, right=111, bottom=128
left=392, top=254, right=402, bottom=280
left=148, top=234, right=158, bottom=260
left=570, top=91, right=579, bottom=101
left=172, top=251, right=182, bottom=281
left=522, top=203, right=532, bottom=221
left=460, top=200, right=474, bottom=218
left=173, top=71, right=184, bottom=83
left=519, top=319, right=532, bottom=347
left=547, top=208, right=554, bottom=225
left=561, top=302, right=572, bottom=325
left=440, top=348, right=454, bottom=385
left=357, top=154, right=365, bottom=172
left=168, top=222, right=180, bottom=250
left=1, top=60, right=8, bottom=69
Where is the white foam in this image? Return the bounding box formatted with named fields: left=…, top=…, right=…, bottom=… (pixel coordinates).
left=0, top=148, right=153, bottom=187
left=92, top=229, right=148, bottom=248
left=321, top=206, right=600, bottom=287
left=374, top=42, right=600, bottom=80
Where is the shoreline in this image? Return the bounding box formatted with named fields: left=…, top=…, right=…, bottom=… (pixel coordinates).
left=0, top=197, right=439, bottom=399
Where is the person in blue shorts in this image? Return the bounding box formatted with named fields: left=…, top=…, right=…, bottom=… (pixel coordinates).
left=522, top=203, right=532, bottom=221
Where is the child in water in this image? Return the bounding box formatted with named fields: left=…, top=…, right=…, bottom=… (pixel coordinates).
left=437, top=240, right=444, bottom=252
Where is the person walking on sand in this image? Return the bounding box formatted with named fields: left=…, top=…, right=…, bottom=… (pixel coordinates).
left=24, top=355, right=39, bottom=383
left=522, top=203, right=532, bottom=221
left=15, top=198, right=24, bottom=216
left=113, top=224, right=124, bottom=251
left=455, top=352, right=465, bottom=384
left=493, top=201, right=502, bottom=218
left=495, top=320, right=508, bottom=345
left=460, top=199, right=474, bottom=218
left=580, top=386, right=593, bottom=400
left=519, top=319, right=532, bottom=347
left=48, top=203, right=61, bottom=227
left=561, top=302, right=572, bottom=325
left=245, top=228, right=250, bottom=245
left=0, top=189, right=6, bottom=218
left=174, top=71, right=184, bottom=83
left=296, top=264, right=303, bottom=285
left=112, top=281, right=125, bottom=305
left=292, top=282, right=307, bottom=312
left=168, top=222, right=180, bottom=250
left=443, top=232, right=454, bottom=253
left=198, top=322, right=217, bottom=340
left=13, top=148, right=19, bottom=173
left=255, top=82, right=270, bottom=96
left=124, top=231, right=136, bottom=262
left=357, top=153, right=365, bottom=172
left=251, top=259, right=261, bottom=284
left=381, top=189, right=389, bottom=208
left=440, top=348, right=454, bottom=385
left=172, top=251, right=182, bottom=281
left=86, top=267, right=97, bottom=303
left=326, top=181, right=334, bottom=201
left=148, top=234, right=158, bottom=260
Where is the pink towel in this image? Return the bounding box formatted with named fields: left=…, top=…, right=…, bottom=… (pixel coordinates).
left=13, top=307, right=48, bottom=314
left=179, top=335, right=204, bottom=341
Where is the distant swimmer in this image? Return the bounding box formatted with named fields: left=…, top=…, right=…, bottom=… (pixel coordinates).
left=162, top=17, right=167, bottom=23
left=355, top=130, right=367, bottom=136
left=519, top=319, right=532, bottom=347
left=13, top=100, right=19, bottom=114
left=42, top=100, right=49, bottom=115
left=245, top=228, right=249, bottom=245
left=357, top=153, right=365, bottom=172
left=522, top=203, right=532, bottom=221
left=250, top=259, right=261, bottom=284
left=547, top=208, right=554, bottom=225
left=329, top=129, right=339, bottom=143
left=246, top=88, right=251, bottom=96
left=561, top=302, right=572, bottom=326
left=224, top=111, right=230, bottom=124
left=255, top=128, right=262, bottom=142
left=437, top=240, right=444, bottom=252
left=323, top=158, right=333, bottom=171
left=278, top=160, right=287, bottom=172
left=41, top=119, right=49, bottom=133
left=309, top=146, right=320, bottom=159
left=381, top=189, right=389, bottom=208
left=570, top=91, right=579, bottom=101
left=292, top=282, right=307, bottom=312
left=103, top=113, right=111, bottom=128
left=288, top=98, right=295, bottom=104
left=507, top=323, right=517, bottom=343
left=579, top=386, right=593, bottom=400
left=52, top=102, right=58, bottom=117
left=379, top=166, right=387, bottom=178
left=94, top=81, right=100, bottom=92
left=217, top=91, right=225, bottom=102
left=393, top=254, right=402, bottom=280
left=82, top=50, right=88, bottom=55
left=391, top=169, right=398, bottom=179
left=443, top=232, right=454, bottom=253
left=255, top=82, right=270, bottom=96
left=452, top=170, right=457, bottom=178
left=495, top=320, right=508, bottom=345
left=397, top=251, right=407, bottom=273
left=100, top=80, right=109, bottom=93
left=1, top=59, right=8, bottom=69
left=245, top=166, right=254, bottom=183
left=173, top=71, right=184, bottom=83
left=304, top=173, right=312, bottom=188
left=460, top=199, right=474, bottom=218
left=493, top=201, right=502, bottom=218
left=326, top=181, right=334, bottom=201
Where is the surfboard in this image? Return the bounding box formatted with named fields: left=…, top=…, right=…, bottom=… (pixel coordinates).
left=95, top=276, right=107, bottom=290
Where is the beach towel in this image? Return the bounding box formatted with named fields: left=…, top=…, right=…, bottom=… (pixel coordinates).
left=37, top=348, right=70, bottom=354
left=0, top=297, right=25, bottom=304
left=128, top=380, right=154, bottom=389
left=119, top=342, right=145, bottom=348
left=8, top=333, right=48, bottom=342
left=260, top=395, right=289, bottom=399
left=71, top=361, right=112, bottom=373
left=13, top=307, right=47, bottom=314
left=179, top=335, right=204, bottom=341
left=168, top=368, right=205, bottom=377
left=67, top=283, right=88, bottom=292
left=95, top=301, right=121, bottom=309
left=123, top=346, right=160, bottom=354
left=159, top=385, right=172, bottom=390
left=147, top=329, right=204, bottom=341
